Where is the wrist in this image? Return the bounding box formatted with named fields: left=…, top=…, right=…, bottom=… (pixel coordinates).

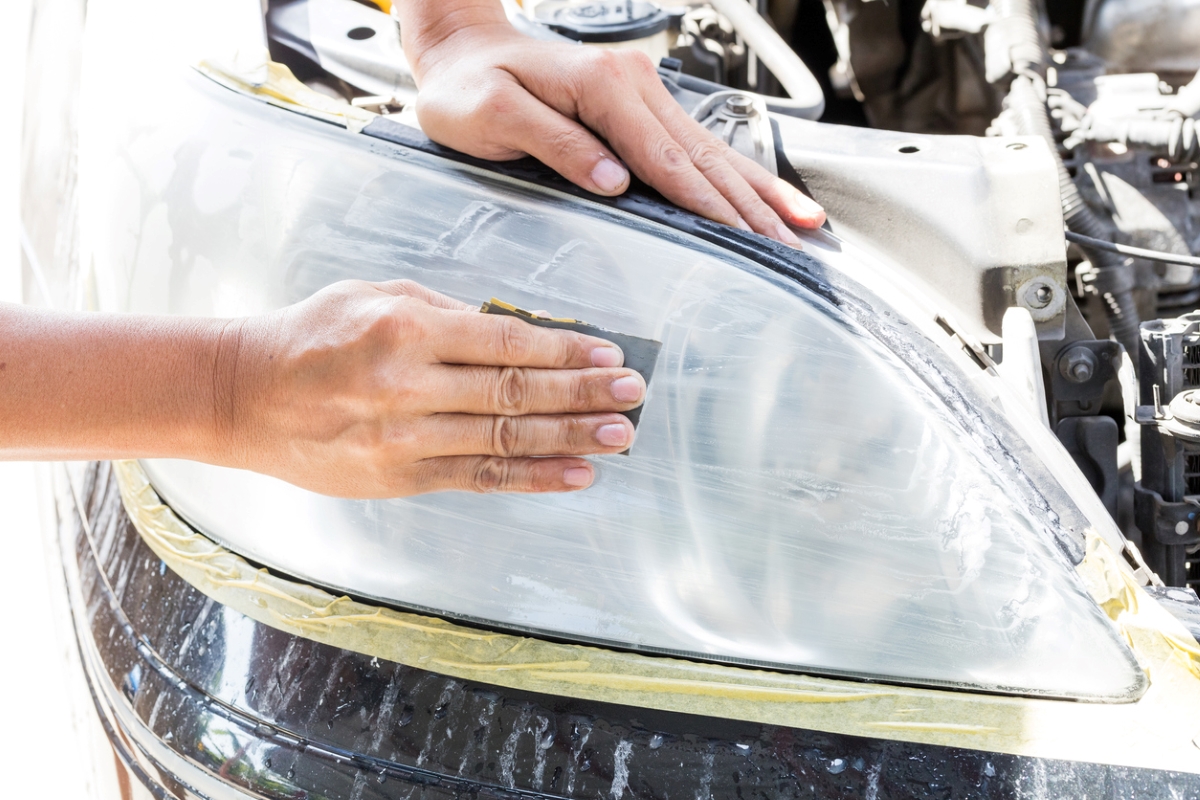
left=204, top=314, right=276, bottom=470
left=397, top=1, right=511, bottom=81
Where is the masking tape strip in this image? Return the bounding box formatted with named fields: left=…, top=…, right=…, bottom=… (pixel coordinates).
left=113, top=460, right=1200, bottom=773
left=196, top=61, right=377, bottom=133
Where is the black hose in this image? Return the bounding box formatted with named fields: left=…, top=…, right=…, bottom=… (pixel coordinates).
left=996, top=0, right=1141, bottom=355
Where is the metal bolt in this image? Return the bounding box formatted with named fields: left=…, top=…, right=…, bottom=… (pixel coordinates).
left=1033, top=284, right=1053, bottom=308
left=724, top=95, right=754, bottom=116
left=1059, top=346, right=1097, bottom=384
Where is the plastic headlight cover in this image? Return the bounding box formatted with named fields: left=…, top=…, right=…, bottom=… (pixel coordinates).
left=88, top=72, right=1144, bottom=701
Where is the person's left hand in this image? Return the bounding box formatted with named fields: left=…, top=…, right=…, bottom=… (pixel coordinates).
left=398, top=6, right=825, bottom=246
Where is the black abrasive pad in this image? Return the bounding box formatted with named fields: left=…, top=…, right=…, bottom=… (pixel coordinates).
left=481, top=298, right=661, bottom=453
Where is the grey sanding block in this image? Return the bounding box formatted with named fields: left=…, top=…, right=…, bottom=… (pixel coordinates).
left=480, top=298, right=662, bottom=453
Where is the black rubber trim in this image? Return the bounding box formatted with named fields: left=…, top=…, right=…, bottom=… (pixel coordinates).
left=361, top=117, right=840, bottom=305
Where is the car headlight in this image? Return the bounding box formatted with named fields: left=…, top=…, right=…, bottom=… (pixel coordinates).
left=78, top=1, right=1144, bottom=703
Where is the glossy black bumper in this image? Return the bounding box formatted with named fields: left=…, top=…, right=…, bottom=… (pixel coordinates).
left=62, top=462, right=1199, bottom=799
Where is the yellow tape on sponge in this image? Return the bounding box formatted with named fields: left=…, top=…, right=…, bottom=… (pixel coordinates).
left=113, top=459, right=1200, bottom=773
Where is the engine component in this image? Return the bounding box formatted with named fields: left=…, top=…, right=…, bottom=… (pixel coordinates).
left=1050, top=62, right=1200, bottom=324
left=533, top=0, right=671, bottom=42
left=988, top=0, right=1142, bottom=359
left=533, top=0, right=674, bottom=63
left=691, top=90, right=778, bottom=173
left=1082, top=0, right=1200, bottom=78
left=818, top=0, right=998, bottom=134
left=921, top=0, right=994, bottom=41
left=1135, top=313, right=1200, bottom=587
left=267, top=0, right=415, bottom=102
left=1057, top=415, right=1120, bottom=517
left=702, top=0, right=823, bottom=118
left=1067, top=232, right=1200, bottom=269
left=1063, top=70, right=1200, bottom=165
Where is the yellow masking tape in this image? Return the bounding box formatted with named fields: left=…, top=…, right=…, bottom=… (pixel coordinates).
left=196, top=60, right=376, bottom=132
left=113, top=460, right=1200, bottom=773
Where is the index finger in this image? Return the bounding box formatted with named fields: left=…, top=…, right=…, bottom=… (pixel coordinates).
left=428, top=308, right=625, bottom=369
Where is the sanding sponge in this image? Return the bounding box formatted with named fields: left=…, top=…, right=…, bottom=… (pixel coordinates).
left=480, top=298, right=662, bottom=453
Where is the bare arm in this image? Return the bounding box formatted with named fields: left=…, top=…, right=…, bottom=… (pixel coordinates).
left=0, top=280, right=644, bottom=498
left=397, top=0, right=825, bottom=246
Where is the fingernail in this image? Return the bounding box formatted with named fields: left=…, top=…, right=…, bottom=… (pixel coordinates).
left=775, top=222, right=803, bottom=247
left=590, top=345, right=623, bottom=368
left=591, top=158, right=628, bottom=194
left=563, top=466, right=593, bottom=487
left=792, top=190, right=826, bottom=223
left=793, top=189, right=823, bottom=212
left=735, top=215, right=753, bottom=232
left=596, top=422, right=631, bottom=447
left=611, top=375, right=645, bottom=403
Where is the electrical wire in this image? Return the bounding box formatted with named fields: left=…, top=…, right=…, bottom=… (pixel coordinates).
left=1064, top=230, right=1200, bottom=268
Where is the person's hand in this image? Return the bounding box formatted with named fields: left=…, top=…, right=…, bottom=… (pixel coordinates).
left=216, top=280, right=644, bottom=498
left=398, top=4, right=826, bottom=246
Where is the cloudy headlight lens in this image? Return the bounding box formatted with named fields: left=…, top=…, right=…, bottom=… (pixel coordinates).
left=85, top=68, right=1144, bottom=702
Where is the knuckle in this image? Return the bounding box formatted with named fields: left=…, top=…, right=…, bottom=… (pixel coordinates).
left=494, top=367, right=528, bottom=414
left=688, top=139, right=728, bottom=173
left=620, top=49, right=656, bottom=77
left=653, top=138, right=693, bottom=174
left=369, top=302, right=420, bottom=347
left=473, top=85, right=516, bottom=120
left=590, top=49, right=626, bottom=79
left=569, top=374, right=592, bottom=412
left=494, top=318, right=533, bottom=363
left=391, top=279, right=423, bottom=297
left=546, top=126, right=588, bottom=163
left=490, top=416, right=520, bottom=457
left=470, top=457, right=511, bottom=493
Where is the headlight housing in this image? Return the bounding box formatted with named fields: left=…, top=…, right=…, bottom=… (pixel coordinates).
left=78, top=1, right=1145, bottom=703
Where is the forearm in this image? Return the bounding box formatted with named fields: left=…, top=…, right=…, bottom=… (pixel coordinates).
left=396, top=0, right=509, bottom=80
left=0, top=303, right=235, bottom=462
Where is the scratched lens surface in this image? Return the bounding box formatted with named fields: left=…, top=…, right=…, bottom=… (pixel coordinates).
left=82, top=71, right=1143, bottom=700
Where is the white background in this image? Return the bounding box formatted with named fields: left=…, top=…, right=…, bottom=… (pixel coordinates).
left=0, top=0, right=93, bottom=793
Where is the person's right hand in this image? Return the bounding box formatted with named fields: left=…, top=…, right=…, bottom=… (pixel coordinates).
left=217, top=279, right=644, bottom=498
left=397, top=3, right=826, bottom=247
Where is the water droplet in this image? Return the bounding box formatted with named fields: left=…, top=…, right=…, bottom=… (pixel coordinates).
left=377, top=773, right=387, bottom=784
left=851, top=757, right=864, bottom=772
left=828, top=758, right=846, bottom=774
left=983, top=761, right=995, bottom=777
left=540, top=730, right=555, bottom=748
left=287, top=769, right=295, bottom=780
left=648, top=734, right=663, bottom=750
left=735, top=743, right=751, bottom=756
left=398, top=706, right=414, bottom=726
left=264, top=758, right=272, bottom=770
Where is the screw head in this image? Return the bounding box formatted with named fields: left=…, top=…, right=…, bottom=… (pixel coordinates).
left=1059, top=346, right=1097, bottom=383
left=1033, top=284, right=1053, bottom=308
left=724, top=95, right=754, bottom=116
